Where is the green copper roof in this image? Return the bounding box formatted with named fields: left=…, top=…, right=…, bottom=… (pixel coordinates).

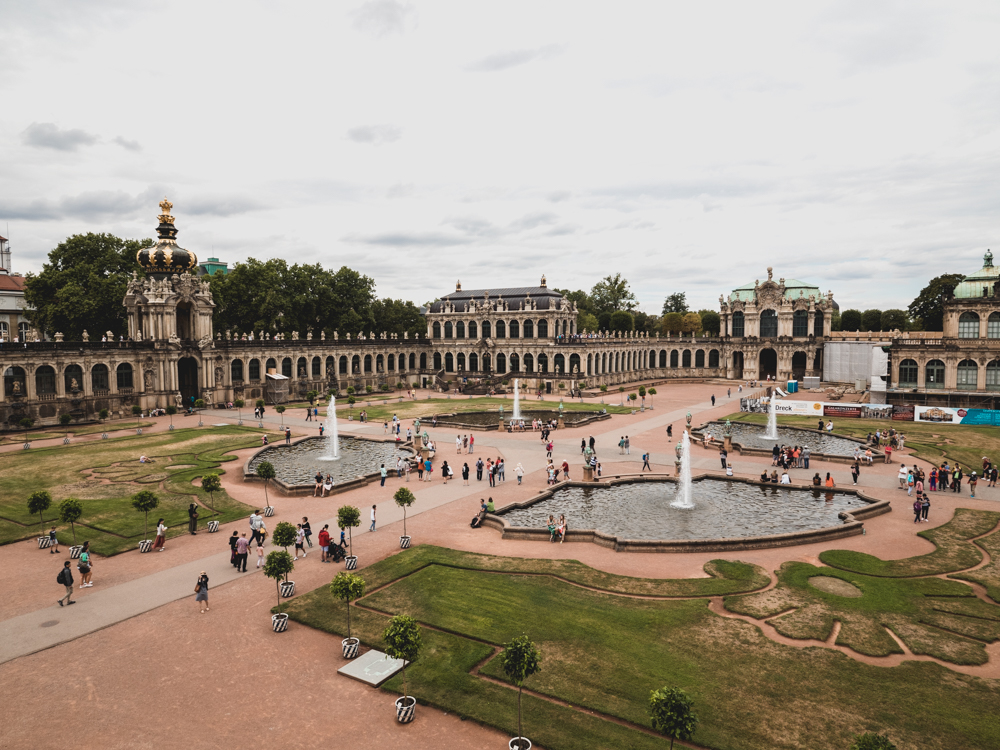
left=729, top=278, right=821, bottom=303
left=953, top=250, right=1000, bottom=299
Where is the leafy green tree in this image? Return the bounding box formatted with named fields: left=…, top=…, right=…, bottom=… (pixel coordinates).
left=233, top=399, right=245, bottom=422
left=649, top=686, right=698, bottom=750
left=849, top=731, right=898, bottom=750
left=577, top=311, right=600, bottom=332
left=699, top=310, right=721, bottom=336
left=59, top=413, right=72, bottom=426
left=130, top=490, right=159, bottom=541
left=648, top=387, right=657, bottom=405
left=499, top=635, right=541, bottom=748
left=166, top=404, right=177, bottom=427
left=861, top=309, right=883, bottom=332
left=632, top=310, right=661, bottom=335
left=662, top=312, right=684, bottom=335
left=255, top=399, right=265, bottom=409
left=23, top=233, right=153, bottom=340
left=638, top=385, right=647, bottom=405
left=338, top=505, right=361, bottom=557
left=99, top=409, right=109, bottom=421
left=58, top=498, right=84, bottom=544
left=264, top=550, right=295, bottom=611
left=831, top=312, right=842, bottom=332
left=609, top=310, right=635, bottom=332
left=27, top=490, right=52, bottom=528
left=590, top=273, right=637, bottom=313
left=840, top=309, right=862, bottom=331
left=394, top=486, right=416, bottom=537
left=597, top=311, right=612, bottom=330
left=194, top=399, right=205, bottom=410
left=330, top=572, right=366, bottom=641
left=306, top=390, right=318, bottom=405
left=662, top=292, right=689, bottom=314
left=132, top=405, right=142, bottom=427
left=908, top=273, right=965, bottom=332
left=681, top=312, right=702, bottom=336
left=371, top=298, right=426, bottom=337
left=200, top=473, right=222, bottom=511
left=271, top=521, right=297, bottom=556
left=880, top=309, right=909, bottom=332
left=255, top=461, right=276, bottom=507
left=382, top=615, right=422, bottom=702
left=553, top=288, right=596, bottom=317
left=276, top=404, right=286, bottom=426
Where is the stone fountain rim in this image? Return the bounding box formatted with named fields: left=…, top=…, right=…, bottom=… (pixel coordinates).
left=694, top=421, right=884, bottom=462
left=428, top=409, right=611, bottom=432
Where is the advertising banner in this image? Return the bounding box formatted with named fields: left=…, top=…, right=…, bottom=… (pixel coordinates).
left=915, top=407, right=1000, bottom=425
left=824, top=404, right=863, bottom=418
left=773, top=400, right=823, bottom=416
left=891, top=405, right=915, bottom=422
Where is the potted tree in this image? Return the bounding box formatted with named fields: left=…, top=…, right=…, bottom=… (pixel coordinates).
left=99, top=408, right=108, bottom=423
left=132, top=405, right=142, bottom=433
left=59, top=498, right=84, bottom=557
left=500, top=635, right=541, bottom=750
left=59, top=413, right=72, bottom=427
left=276, top=404, right=287, bottom=426
left=20, top=416, right=34, bottom=448
left=27, top=490, right=52, bottom=548
left=201, top=473, right=222, bottom=531
left=382, top=614, right=422, bottom=723
left=850, top=732, right=898, bottom=750
left=330, top=571, right=366, bottom=658
left=599, top=384, right=607, bottom=403
left=647, top=387, right=656, bottom=409
left=306, top=389, right=318, bottom=405
left=271, top=521, right=298, bottom=597
left=255, top=399, right=265, bottom=427
left=166, top=404, right=177, bottom=430
left=618, top=386, right=625, bottom=406
left=638, top=385, right=647, bottom=410
left=649, top=686, right=699, bottom=750
left=338, top=505, right=361, bottom=569
left=131, top=490, right=159, bottom=552
left=393, top=487, right=416, bottom=548
left=629, top=393, right=638, bottom=413
left=255, top=461, right=276, bottom=515
left=264, top=549, right=295, bottom=632
left=194, top=398, right=205, bottom=426
left=234, top=398, right=245, bottom=426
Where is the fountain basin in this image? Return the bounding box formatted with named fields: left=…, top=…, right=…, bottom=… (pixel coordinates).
left=698, top=422, right=879, bottom=462
left=430, top=409, right=610, bottom=431
left=244, top=436, right=416, bottom=496
left=486, top=475, right=889, bottom=552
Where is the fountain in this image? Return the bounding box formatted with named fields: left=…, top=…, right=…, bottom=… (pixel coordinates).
left=512, top=378, right=521, bottom=421
left=764, top=395, right=779, bottom=440
left=671, top=431, right=694, bottom=509
left=321, top=394, right=340, bottom=461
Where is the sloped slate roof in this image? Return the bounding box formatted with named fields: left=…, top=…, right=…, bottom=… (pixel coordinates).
left=430, top=285, right=563, bottom=313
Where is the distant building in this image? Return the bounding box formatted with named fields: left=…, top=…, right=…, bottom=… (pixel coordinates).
left=198, top=256, right=228, bottom=276
left=0, top=235, right=32, bottom=342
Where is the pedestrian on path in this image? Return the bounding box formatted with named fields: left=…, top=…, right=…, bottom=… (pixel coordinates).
left=295, top=524, right=307, bottom=558
left=476, top=457, right=484, bottom=481
left=318, top=525, right=331, bottom=563
left=711, top=394, right=716, bottom=406
left=229, top=531, right=239, bottom=567
left=727, top=388, right=731, bottom=398
left=153, top=518, right=167, bottom=551
left=380, top=464, right=388, bottom=487
left=235, top=533, right=249, bottom=571
left=625, top=436, right=630, bottom=455
left=546, top=441, right=553, bottom=458
left=969, top=471, right=978, bottom=498
left=516, top=462, right=524, bottom=485
left=370, top=505, right=377, bottom=531
left=285, top=427, right=291, bottom=445
left=256, top=546, right=264, bottom=568
left=802, top=446, right=810, bottom=470
left=249, top=511, right=265, bottom=547
left=851, top=462, right=860, bottom=485
left=469, top=434, right=475, bottom=454
left=922, top=493, right=931, bottom=520
left=719, top=448, right=727, bottom=470
left=424, top=457, right=433, bottom=481
left=498, top=458, right=505, bottom=482
left=581, top=438, right=586, bottom=454
left=48, top=526, right=59, bottom=554
left=417, top=461, right=424, bottom=481
left=188, top=503, right=199, bottom=535
left=913, top=498, right=922, bottom=523
left=57, top=560, right=75, bottom=606
left=78, top=542, right=93, bottom=587
left=641, top=452, right=652, bottom=472
left=618, top=436, right=625, bottom=454
left=195, top=571, right=209, bottom=613
left=462, top=462, right=470, bottom=485
left=562, top=460, right=570, bottom=480
left=898, top=465, right=908, bottom=490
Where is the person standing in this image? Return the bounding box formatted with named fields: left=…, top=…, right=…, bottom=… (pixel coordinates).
left=318, top=524, right=331, bottom=563
left=236, top=533, right=249, bottom=571
left=302, top=517, right=313, bottom=547
left=48, top=526, right=59, bottom=555
left=719, top=448, right=727, bottom=470
left=561, top=459, right=570, bottom=480
left=195, top=571, right=209, bottom=613
left=468, top=434, right=474, bottom=454
left=897, top=465, right=908, bottom=490
left=476, top=457, right=484, bottom=481
left=580, top=438, right=586, bottom=454
left=922, top=492, right=931, bottom=521
left=424, top=457, right=433, bottom=482
left=369, top=505, right=377, bottom=532
left=498, top=458, right=505, bottom=482
left=912, top=497, right=922, bottom=523
left=78, top=542, right=93, bottom=587
left=642, top=453, right=652, bottom=472
left=851, top=462, right=860, bottom=486
left=462, top=462, right=470, bottom=485
left=802, top=446, right=810, bottom=470
left=294, top=524, right=307, bottom=559
left=456, top=435, right=462, bottom=454
left=618, top=437, right=625, bottom=454
left=153, top=518, right=167, bottom=551
left=711, top=394, right=716, bottom=406
left=285, top=427, right=291, bottom=445
left=380, top=464, right=388, bottom=487
left=589, top=435, right=596, bottom=451
left=515, top=462, right=524, bottom=485
left=229, top=530, right=240, bottom=568
left=188, top=503, right=199, bottom=535
left=57, top=560, right=75, bottom=606
left=969, top=471, right=978, bottom=499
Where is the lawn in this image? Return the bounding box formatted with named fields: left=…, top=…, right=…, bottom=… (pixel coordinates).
left=0, top=425, right=278, bottom=555
left=1, top=420, right=157, bottom=443
left=325, top=396, right=633, bottom=424
left=723, top=411, right=1000, bottom=470
left=284, top=544, right=1000, bottom=750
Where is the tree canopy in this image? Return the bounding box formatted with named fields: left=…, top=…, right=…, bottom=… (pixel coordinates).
left=861, top=309, right=883, bottom=332
left=24, top=233, right=153, bottom=340
left=840, top=309, right=862, bottom=331
left=609, top=310, right=635, bottom=332
left=662, top=292, right=689, bottom=315
left=698, top=310, right=721, bottom=336
left=908, top=273, right=965, bottom=332
left=590, top=273, right=638, bottom=313
left=880, top=309, right=909, bottom=332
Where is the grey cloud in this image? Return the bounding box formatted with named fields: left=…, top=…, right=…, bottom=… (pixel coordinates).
left=465, top=44, right=562, bottom=73
left=184, top=195, right=267, bottom=217
left=547, top=191, right=572, bottom=203
left=347, top=124, right=402, bottom=145
left=386, top=183, right=415, bottom=199
left=21, top=122, right=99, bottom=152
left=507, top=212, right=558, bottom=232
left=351, top=1, right=415, bottom=37
left=345, top=231, right=469, bottom=247
left=112, top=135, right=141, bottom=152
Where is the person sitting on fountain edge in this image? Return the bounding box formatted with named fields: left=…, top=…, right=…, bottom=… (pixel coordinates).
left=760, top=470, right=770, bottom=483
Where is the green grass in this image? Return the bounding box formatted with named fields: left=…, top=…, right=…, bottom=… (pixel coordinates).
left=952, top=529, right=1000, bottom=603
left=723, top=411, right=1000, bottom=470
left=0, top=425, right=278, bottom=555
left=328, top=396, right=632, bottom=423
left=1, top=421, right=157, bottom=442
left=284, top=545, right=1000, bottom=750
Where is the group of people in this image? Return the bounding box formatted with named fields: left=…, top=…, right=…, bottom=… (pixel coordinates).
left=547, top=514, right=568, bottom=542
left=454, top=433, right=477, bottom=454
left=54, top=538, right=94, bottom=607
left=771, top=444, right=811, bottom=470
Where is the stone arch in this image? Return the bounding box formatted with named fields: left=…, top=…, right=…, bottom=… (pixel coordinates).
left=791, top=351, right=807, bottom=380
left=456, top=320, right=466, bottom=338
left=231, top=359, right=244, bottom=382
left=670, top=350, right=678, bottom=368
left=682, top=350, right=691, bottom=368
left=509, top=320, right=520, bottom=338
left=524, top=353, right=534, bottom=373
left=496, top=320, right=506, bottom=338
left=432, top=321, right=442, bottom=338
left=91, top=363, right=110, bottom=392
left=445, top=352, right=454, bottom=372
left=249, top=358, right=261, bottom=380
left=510, top=353, right=520, bottom=372
left=537, top=319, right=548, bottom=338
left=523, top=320, right=534, bottom=338
left=695, top=350, right=705, bottom=368
left=538, top=353, right=549, bottom=373
left=759, top=348, right=777, bottom=379
left=708, top=349, right=720, bottom=368
left=569, top=353, right=581, bottom=375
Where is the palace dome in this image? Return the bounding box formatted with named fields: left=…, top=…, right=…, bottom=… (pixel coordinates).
left=137, top=198, right=198, bottom=278
left=952, top=250, right=1000, bottom=299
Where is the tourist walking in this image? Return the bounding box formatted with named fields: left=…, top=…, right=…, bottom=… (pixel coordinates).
left=719, top=448, right=727, bottom=470
left=318, top=524, right=331, bottom=563
left=546, top=441, right=553, bottom=458
left=851, top=462, right=860, bottom=485
left=922, top=493, right=931, bottom=520
left=229, top=530, right=240, bottom=567
left=642, top=452, right=652, bottom=472
left=48, top=526, right=59, bottom=554
left=625, top=436, right=631, bottom=455
left=57, top=560, right=75, bottom=606
left=285, top=427, right=291, bottom=445
left=468, top=434, right=475, bottom=454
left=897, top=465, right=908, bottom=490
left=294, top=524, right=307, bottom=558
left=515, top=462, right=524, bottom=485
left=195, top=571, right=209, bottom=613
left=969, top=471, right=978, bottom=498
left=498, top=458, right=505, bottom=481
left=462, top=462, right=470, bottom=485
left=380, top=464, right=388, bottom=487
left=913, top=498, right=922, bottom=523
left=153, top=518, right=167, bottom=551
left=618, top=437, right=625, bottom=454
left=456, top=435, right=462, bottom=454
left=802, top=446, right=810, bottom=470
left=77, top=541, right=93, bottom=587
left=188, top=503, right=199, bottom=535
left=711, top=394, right=716, bottom=406
left=424, top=457, right=432, bottom=481
left=370, top=504, right=376, bottom=532
left=476, top=457, right=484, bottom=481
left=249, top=511, right=265, bottom=547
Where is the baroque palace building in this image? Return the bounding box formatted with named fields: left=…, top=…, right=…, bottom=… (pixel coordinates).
left=0, top=201, right=850, bottom=428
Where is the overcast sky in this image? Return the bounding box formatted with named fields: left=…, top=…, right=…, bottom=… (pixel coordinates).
left=3, top=1, right=1000, bottom=314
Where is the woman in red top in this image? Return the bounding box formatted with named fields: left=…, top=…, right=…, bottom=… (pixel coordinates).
left=318, top=525, right=331, bottom=563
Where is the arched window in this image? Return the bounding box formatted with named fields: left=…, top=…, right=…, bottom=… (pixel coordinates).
left=469, top=353, right=479, bottom=372
left=313, top=357, right=323, bottom=376
left=538, top=354, right=548, bottom=373
left=537, top=320, right=548, bottom=338
left=432, top=321, right=442, bottom=339
left=91, top=363, right=110, bottom=392
left=419, top=353, right=427, bottom=370
left=482, top=321, right=492, bottom=339
left=523, top=320, right=533, bottom=338
left=444, top=321, right=453, bottom=339
left=266, top=357, right=278, bottom=374
left=898, top=359, right=918, bottom=386
left=509, top=320, right=520, bottom=338
left=554, top=354, right=565, bottom=374
left=497, top=353, right=506, bottom=373
left=433, top=352, right=442, bottom=370
left=445, top=353, right=454, bottom=372
left=326, top=356, right=335, bottom=376
left=989, top=313, right=1000, bottom=338
left=116, top=362, right=134, bottom=390
left=36, top=365, right=56, bottom=395
left=339, top=356, right=348, bottom=375
left=469, top=321, right=478, bottom=339
left=0, top=322, right=8, bottom=339
left=987, top=360, right=1000, bottom=391
left=695, top=350, right=705, bottom=368
left=297, top=357, right=307, bottom=378
left=959, top=312, right=980, bottom=338
left=709, top=350, right=720, bottom=368
left=410, top=353, right=417, bottom=370
left=19, top=322, right=29, bottom=340
left=524, top=354, right=534, bottom=373
left=510, top=353, right=520, bottom=372
left=731, top=311, right=744, bottom=337
left=64, top=364, right=83, bottom=393
left=456, top=321, right=465, bottom=338
left=231, top=359, right=244, bottom=382
left=569, top=353, right=580, bottom=375
left=659, top=350, right=667, bottom=367
left=670, top=350, right=678, bottom=368
left=957, top=359, right=978, bottom=390
left=925, top=359, right=945, bottom=389
left=482, top=354, right=491, bottom=372
left=376, top=354, right=384, bottom=373
left=351, top=355, right=360, bottom=373
left=363, top=355, right=372, bottom=373
left=387, top=354, right=395, bottom=372
left=682, top=350, right=691, bottom=368
left=792, top=310, right=808, bottom=337
left=457, top=353, right=466, bottom=372
left=282, top=357, right=292, bottom=377
left=814, top=311, right=824, bottom=337
left=250, top=359, right=261, bottom=380
left=496, top=320, right=506, bottom=338
left=760, top=310, right=778, bottom=338
left=4, top=366, right=26, bottom=396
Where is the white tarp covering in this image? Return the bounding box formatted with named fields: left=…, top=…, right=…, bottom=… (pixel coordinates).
left=823, top=342, right=883, bottom=386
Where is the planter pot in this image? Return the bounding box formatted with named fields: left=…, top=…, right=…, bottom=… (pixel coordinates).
left=399, top=535, right=411, bottom=549
left=395, top=696, right=416, bottom=724
left=263, top=506, right=275, bottom=517
left=207, top=520, right=220, bottom=532
left=138, top=539, right=153, bottom=553
left=101, top=433, right=109, bottom=439
left=168, top=424, right=175, bottom=431
left=63, top=437, right=71, bottom=445
left=342, top=637, right=360, bottom=659
left=69, top=545, right=84, bottom=559
left=23, top=442, right=30, bottom=450
left=509, top=738, right=532, bottom=750
left=136, top=428, right=142, bottom=435
left=37, top=536, right=51, bottom=549
left=272, top=613, right=288, bottom=632
left=280, top=580, right=296, bottom=598
left=345, top=555, right=358, bottom=570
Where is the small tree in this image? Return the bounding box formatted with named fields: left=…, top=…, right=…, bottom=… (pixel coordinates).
left=27, top=490, right=52, bottom=528
left=19, top=416, right=34, bottom=438
left=272, top=520, right=297, bottom=557
left=628, top=393, right=638, bottom=408
left=264, top=550, right=295, bottom=611
left=166, top=404, right=177, bottom=426
left=347, top=396, right=356, bottom=410
left=58, top=498, right=83, bottom=544
left=648, top=387, right=657, bottom=406
left=256, top=461, right=276, bottom=507
left=99, top=408, right=109, bottom=421
left=255, top=399, right=265, bottom=410
left=365, top=385, right=374, bottom=394
left=382, top=614, right=422, bottom=704
left=337, top=505, right=361, bottom=557
left=618, top=386, right=625, bottom=405
left=346, top=386, right=355, bottom=396
left=306, top=390, right=318, bottom=405
left=130, top=490, right=159, bottom=541
left=59, top=413, right=72, bottom=426
left=393, top=486, right=416, bottom=537
left=330, top=571, right=366, bottom=640
left=500, top=635, right=541, bottom=749
left=276, top=404, right=286, bottom=426
left=649, top=686, right=698, bottom=750
left=194, top=398, right=205, bottom=415
left=850, top=732, right=898, bottom=750
left=234, top=398, right=245, bottom=422
left=132, top=404, right=142, bottom=427
left=638, top=385, right=647, bottom=406
left=201, top=473, right=222, bottom=511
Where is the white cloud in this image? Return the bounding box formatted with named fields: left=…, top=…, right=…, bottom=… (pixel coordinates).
left=351, top=0, right=415, bottom=37
left=465, top=44, right=562, bottom=72
left=347, top=124, right=402, bottom=145
left=112, top=135, right=141, bottom=152
left=21, top=122, right=98, bottom=151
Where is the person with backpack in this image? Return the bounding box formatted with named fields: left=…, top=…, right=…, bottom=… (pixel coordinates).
left=57, top=560, right=75, bottom=606
left=48, top=526, right=59, bottom=555
left=194, top=571, right=209, bottom=613
left=78, top=542, right=93, bottom=587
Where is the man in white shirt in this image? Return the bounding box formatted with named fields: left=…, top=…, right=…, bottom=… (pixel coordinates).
left=249, top=511, right=264, bottom=546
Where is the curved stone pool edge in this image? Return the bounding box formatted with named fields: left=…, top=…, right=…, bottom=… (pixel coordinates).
left=484, top=472, right=891, bottom=553
left=694, top=421, right=885, bottom=465
left=241, top=435, right=418, bottom=497
left=431, top=410, right=612, bottom=431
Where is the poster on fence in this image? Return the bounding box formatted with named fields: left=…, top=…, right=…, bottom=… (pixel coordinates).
left=891, top=405, right=915, bottom=421
left=823, top=404, right=864, bottom=418
left=915, top=406, right=1000, bottom=425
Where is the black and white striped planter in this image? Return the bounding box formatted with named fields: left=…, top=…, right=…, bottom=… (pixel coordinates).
left=37, top=536, right=51, bottom=549
left=63, top=437, right=70, bottom=445
left=263, top=506, right=275, bottom=517
left=138, top=539, right=153, bottom=553
left=23, top=442, right=30, bottom=450
left=399, top=535, right=411, bottom=549
left=101, top=433, right=108, bottom=440
left=69, top=545, right=83, bottom=559
left=168, top=424, right=175, bottom=431
left=207, top=520, right=219, bottom=532
left=509, top=738, right=532, bottom=750
left=272, top=613, right=289, bottom=632
left=395, top=696, right=416, bottom=724
left=136, top=428, right=142, bottom=435
left=280, top=580, right=296, bottom=598
left=345, top=555, right=358, bottom=570
left=342, top=637, right=360, bottom=659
